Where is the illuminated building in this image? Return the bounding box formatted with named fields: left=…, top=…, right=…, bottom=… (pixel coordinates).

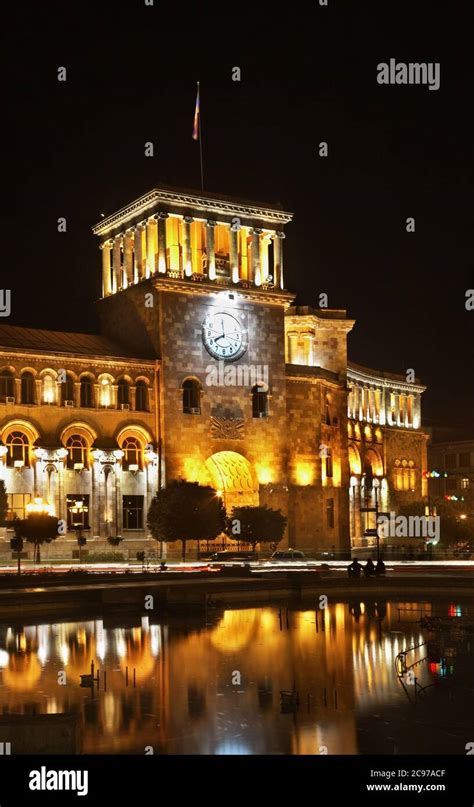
left=0, top=185, right=428, bottom=558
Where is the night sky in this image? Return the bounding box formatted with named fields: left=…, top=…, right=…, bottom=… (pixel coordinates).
left=6, top=1, right=472, bottom=432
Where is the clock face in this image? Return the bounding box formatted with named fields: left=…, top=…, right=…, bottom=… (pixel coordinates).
left=202, top=311, right=247, bottom=361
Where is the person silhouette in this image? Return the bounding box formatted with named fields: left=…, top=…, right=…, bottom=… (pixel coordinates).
left=375, top=557, right=386, bottom=576
left=347, top=558, right=363, bottom=578
left=364, top=558, right=376, bottom=577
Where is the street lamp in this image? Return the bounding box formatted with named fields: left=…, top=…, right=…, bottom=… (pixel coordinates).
left=70, top=500, right=89, bottom=563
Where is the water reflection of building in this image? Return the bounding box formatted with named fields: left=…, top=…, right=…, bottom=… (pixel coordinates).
left=0, top=601, right=467, bottom=754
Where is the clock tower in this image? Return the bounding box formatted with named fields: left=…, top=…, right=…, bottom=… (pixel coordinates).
left=94, top=185, right=296, bottom=523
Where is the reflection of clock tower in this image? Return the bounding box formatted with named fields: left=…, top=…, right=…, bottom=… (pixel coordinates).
left=94, top=184, right=351, bottom=552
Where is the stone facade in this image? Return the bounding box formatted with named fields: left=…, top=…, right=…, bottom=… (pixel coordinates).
left=0, top=185, right=429, bottom=559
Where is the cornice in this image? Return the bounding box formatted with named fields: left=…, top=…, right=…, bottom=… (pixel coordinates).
left=0, top=348, right=156, bottom=371
left=150, top=274, right=295, bottom=307
left=285, top=314, right=356, bottom=333
left=92, top=188, right=293, bottom=236
left=347, top=366, right=426, bottom=393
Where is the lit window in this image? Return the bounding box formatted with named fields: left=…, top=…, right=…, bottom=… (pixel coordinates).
left=122, top=437, right=142, bottom=470
left=65, top=435, right=89, bottom=469
left=6, top=431, right=30, bottom=467
left=7, top=493, right=32, bottom=520
left=67, top=495, right=90, bottom=530
left=461, top=478, right=470, bottom=490
left=43, top=375, right=56, bottom=404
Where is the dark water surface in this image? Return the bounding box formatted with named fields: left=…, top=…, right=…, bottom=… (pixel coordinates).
left=0, top=598, right=472, bottom=754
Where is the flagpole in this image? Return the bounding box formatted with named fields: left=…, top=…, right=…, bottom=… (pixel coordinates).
left=198, top=82, right=204, bottom=191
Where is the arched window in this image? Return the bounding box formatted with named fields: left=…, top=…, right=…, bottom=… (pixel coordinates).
left=252, top=384, right=268, bottom=418
left=117, top=379, right=130, bottom=408
left=43, top=374, right=56, bottom=404
left=393, top=458, right=416, bottom=491
left=6, top=431, right=30, bottom=467
left=80, top=377, right=93, bottom=408
left=66, top=434, right=89, bottom=469
left=99, top=377, right=112, bottom=407
left=21, top=372, right=35, bottom=405
left=0, top=370, right=14, bottom=402
left=61, top=373, right=75, bottom=405
left=135, top=380, right=148, bottom=412
left=122, top=437, right=142, bottom=470
left=182, top=379, right=201, bottom=414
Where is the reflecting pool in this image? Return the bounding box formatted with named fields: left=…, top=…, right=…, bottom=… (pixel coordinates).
left=0, top=598, right=472, bottom=754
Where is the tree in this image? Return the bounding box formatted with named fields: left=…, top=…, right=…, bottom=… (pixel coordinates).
left=0, top=480, right=7, bottom=525
left=17, top=513, right=60, bottom=563
left=147, top=480, right=226, bottom=561
left=227, top=505, right=287, bottom=551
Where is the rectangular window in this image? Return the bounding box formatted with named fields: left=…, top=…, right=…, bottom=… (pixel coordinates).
left=461, top=478, right=470, bottom=490
left=67, top=494, right=90, bottom=530
left=459, top=452, right=471, bottom=468
left=123, top=495, right=144, bottom=530
left=7, top=493, right=32, bottom=521
left=326, top=498, right=335, bottom=529
left=445, top=454, right=457, bottom=469
left=445, top=478, right=457, bottom=492
left=325, top=449, right=333, bottom=478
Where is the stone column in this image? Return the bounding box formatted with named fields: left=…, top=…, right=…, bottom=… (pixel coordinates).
left=115, top=463, right=123, bottom=535
left=273, top=231, right=285, bottom=289
left=91, top=460, right=99, bottom=538
left=287, top=332, right=299, bottom=364
left=130, top=385, right=136, bottom=411
left=123, top=230, right=134, bottom=287
left=93, top=383, right=100, bottom=409
left=73, top=382, right=81, bottom=408
left=229, top=224, right=239, bottom=283
left=112, top=384, right=118, bottom=409
left=134, top=224, right=144, bottom=281
left=251, top=228, right=262, bottom=286
left=146, top=218, right=157, bottom=276
left=261, top=234, right=272, bottom=283
left=182, top=216, right=193, bottom=277
left=302, top=332, right=314, bottom=365
left=112, top=236, right=122, bottom=292
left=14, top=377, right=21, bottom=404
left=206, top=220, right=217, bottom=280
left=34, top=379, right=42, bottom=406
left=57, top=460, right=65, bottom=522
left=101, top=240, right=112, bottom=297
left=157, top=212, right=168, bottom=273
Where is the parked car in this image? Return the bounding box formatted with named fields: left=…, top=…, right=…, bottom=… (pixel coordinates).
left=270, top=549, right=306, bottom=561
left=207, top=550, right=257, bottom=562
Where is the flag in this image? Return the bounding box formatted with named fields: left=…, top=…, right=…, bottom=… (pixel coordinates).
left=192, top=83, right=200, bottom=141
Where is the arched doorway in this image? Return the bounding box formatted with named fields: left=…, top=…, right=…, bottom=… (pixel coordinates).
left=204, top=451, right=258, bottom=512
